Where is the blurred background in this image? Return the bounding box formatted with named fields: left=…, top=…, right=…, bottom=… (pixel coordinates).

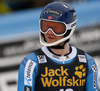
left=0, top=0, right=100, bottom=91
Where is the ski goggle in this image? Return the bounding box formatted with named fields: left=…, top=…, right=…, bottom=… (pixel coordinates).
left=40, top=19, right=68, bottom=36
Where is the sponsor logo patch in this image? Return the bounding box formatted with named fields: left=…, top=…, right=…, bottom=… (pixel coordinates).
left=75, top=65, right=86, bottom=78
left=91, top=65, right=97, bottom=88
left=44, top=8, right=62, bottom=16
left=52, top=54, right=60, bottom=60
left=24, top=86, right=31, bottom=91
left=24, top=59, right=36, bottom=86
left=78, top=55, right=87, bottom=63
left=40, top=65, right=86, bottom=87
left=37, top=55, right=47, bottom=63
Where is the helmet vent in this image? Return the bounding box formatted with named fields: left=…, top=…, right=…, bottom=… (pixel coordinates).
left=63, top=4, right=68, bottom=8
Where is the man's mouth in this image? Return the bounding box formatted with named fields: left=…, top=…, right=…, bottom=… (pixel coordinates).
left=48, top=37, right=55, bottom=39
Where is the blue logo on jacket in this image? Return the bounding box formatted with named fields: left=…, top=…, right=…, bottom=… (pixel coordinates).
left=25, top=77, right=32, bottom=85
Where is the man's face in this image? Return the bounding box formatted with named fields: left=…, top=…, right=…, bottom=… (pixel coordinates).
left=41, top=20, right=65, bottom=44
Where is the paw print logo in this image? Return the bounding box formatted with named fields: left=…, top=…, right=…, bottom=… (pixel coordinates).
left=74, top=65, right=86, bottom=78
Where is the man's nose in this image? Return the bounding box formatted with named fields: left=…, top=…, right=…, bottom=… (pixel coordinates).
left=47, top=29, right=54, bottom=35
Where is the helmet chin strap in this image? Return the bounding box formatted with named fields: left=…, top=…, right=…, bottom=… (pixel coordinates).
left=50, top=39, right=70, bottom=49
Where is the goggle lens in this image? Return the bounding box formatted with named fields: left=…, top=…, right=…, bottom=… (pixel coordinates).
left=40, top=20, right=66, bottom=35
